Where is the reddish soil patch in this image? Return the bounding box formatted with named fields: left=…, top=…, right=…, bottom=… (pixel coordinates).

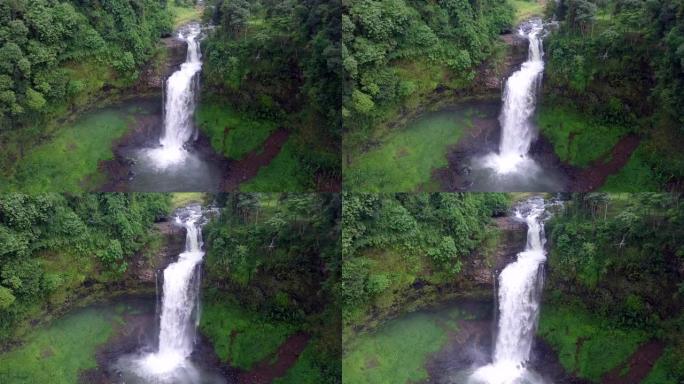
left=237, top=333, right=310, bottom=384
left=571, top=134, right=640, bottom=191
left=602, top=340, right=665, bottom=384
left=223, top=129, right=290, bottom=191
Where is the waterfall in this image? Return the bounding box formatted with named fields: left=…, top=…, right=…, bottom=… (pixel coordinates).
left=483, top=19, right=545, bottom=175
left=136, top=205, right=206, bottom=378
left=469, top=197, right=548, bottom=384
left=149, top=24, right=203, bottom=168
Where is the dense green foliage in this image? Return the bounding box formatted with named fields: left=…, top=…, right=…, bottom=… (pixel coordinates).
left=542, top=193, right=684, bottom=382
left=0, top=0, right=171, bottom=130
left=342, top=0, right=513, bottom=161
left=0, top=193, right=170, bottom=342
left=202, top=193, right=341, bottom=382
left=542, top=0, right=684, bottom=188
left=201, top=0, right=341, bottom=188
left=342, top=193, right=508, bottom=326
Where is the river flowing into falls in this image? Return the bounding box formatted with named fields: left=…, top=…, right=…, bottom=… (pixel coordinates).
left=113, top=205, right=225, bottom=384
left=468, top=197, right=550, bottom=384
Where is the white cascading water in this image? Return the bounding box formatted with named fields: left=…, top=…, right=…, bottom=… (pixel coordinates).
left=469, top=198, right=548, bottom=384
left=136, top=206, right=205, bottom=378
left=483, top=20, right=545, bottom=174
left=149, top=24, right=203, bottom=168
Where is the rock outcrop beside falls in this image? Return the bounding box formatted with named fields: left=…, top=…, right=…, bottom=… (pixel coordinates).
left=130, top=219, right=186, bottom=283
left=470, top=32, right=530, bottom=95
left=135, top=36, right=189, bottom=92
left=465, top=216, right=527, bottom=287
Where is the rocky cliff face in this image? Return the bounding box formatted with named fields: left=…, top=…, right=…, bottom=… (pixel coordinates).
left=135, top=36, right=188, bottom=92
left=130, top=219, right=186, bottom=284
left=463, top=216, right=528, bottom=288
left=469, top=33, right=529, bottom=96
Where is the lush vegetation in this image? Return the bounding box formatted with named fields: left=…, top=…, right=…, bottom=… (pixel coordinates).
left=200, top=0, right=341, bottom=189
left=342, top=0, right=514, bottom=173
left=541, top=193, right=684, bottom=382
left=0, top=0, right=174, bottom=177
left=201, top=193, right=341, bottom=382
left=541, top=0, right=684, bottom=189
left=342, top=193, right=508, bottom=329
left=0, top=193, right=170, bottom=342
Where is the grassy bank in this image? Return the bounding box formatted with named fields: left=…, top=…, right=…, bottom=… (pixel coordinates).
left=343, top=309, right=461, bottom=384
left=195, top=101, right=278, bottom=160
left=343, top=111, right=474, bottom=192
left=538, top=302, right=648, bottom=382
left=536, top=105, right=628, bottom=168
left=199, top=297, right=297, bottom=371
left=0, top=308, right=116, bottom=384
left=600, top=144, right=660, bottom=191
left=239, top=140, right=309, bottom=191
left=1, top=111, right=130, bottom=192
left=509, top=0, right=546, bottom=23
left=169, top=2, right=203, bottom=28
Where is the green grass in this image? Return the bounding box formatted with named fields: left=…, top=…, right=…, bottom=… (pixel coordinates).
left=538, top=303, right=649, bottom=382
left=344, top=111, right=471, bottom=192
left=170, top=193, right=206, bottom=209
left=343, top=311, right=457, bottom=384
left=199, top=298, right=296, bottom=370
left=0, top=308, right=115, bottom=384
left=600, top=144, right=660, bottom=191
left=509, top=0, right=546, bottom=23
left=273, top=343, right=326, bottom=384
left=239, top=140, right=309, bottom=191
left=195, top=101, right=278, bottom=160
left=168, top=2, right=203, bottom=28
left=537, top=105, right=627, bottom=168
left=3, top=111, right=129, bottom=192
